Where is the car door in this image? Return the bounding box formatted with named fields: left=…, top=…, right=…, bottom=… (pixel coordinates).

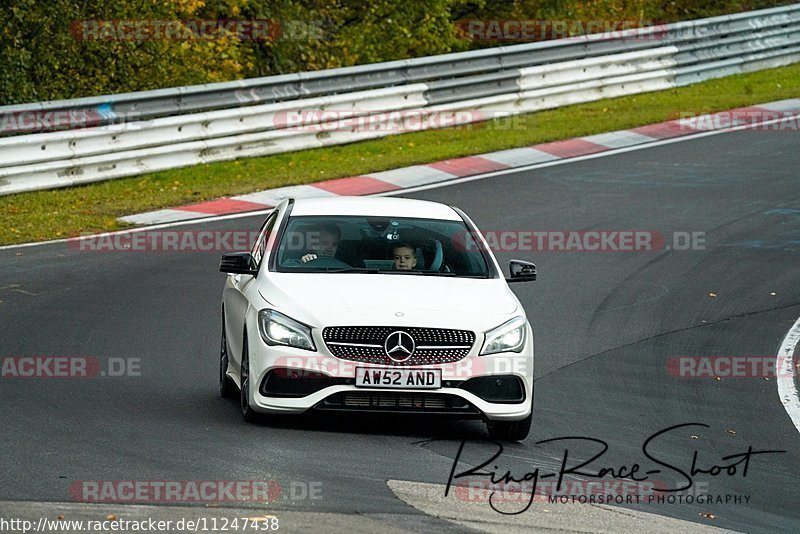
left=223, top=211, right=277, bottom=371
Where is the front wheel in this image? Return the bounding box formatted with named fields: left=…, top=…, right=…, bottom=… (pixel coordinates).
left=486, top=414, right=532, bottom=441
left=240, top=334, right=259, bottom=423
left=219, top=320, right=236, bottom=399
left=486, top=395, right=533, bottom=441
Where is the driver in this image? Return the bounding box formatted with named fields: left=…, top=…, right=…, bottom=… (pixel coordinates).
left=297, top=223, right=340, bottom=263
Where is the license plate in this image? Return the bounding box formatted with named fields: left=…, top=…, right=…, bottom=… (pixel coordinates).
left=355, top=367, right=441, bottom=389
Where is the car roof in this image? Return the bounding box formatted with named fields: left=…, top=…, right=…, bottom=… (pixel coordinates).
left=288, top=196, right=462, bottom=221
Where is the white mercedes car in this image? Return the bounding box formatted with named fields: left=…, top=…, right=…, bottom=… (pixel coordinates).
left=219, top=196, right=537, bottom=440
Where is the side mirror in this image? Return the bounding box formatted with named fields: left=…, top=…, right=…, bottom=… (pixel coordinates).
left=507, top=259, right=536, bottom=283
left=220, top=252, right=258, bottom=275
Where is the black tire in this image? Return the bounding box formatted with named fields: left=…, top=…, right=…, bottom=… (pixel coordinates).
left=219, top=318, right=236, bottom=399
left=240, top=333, right=259, bottom=423
left=486, top=413, right=532, bottom=441
left=486, top=395, right=533, bottom=441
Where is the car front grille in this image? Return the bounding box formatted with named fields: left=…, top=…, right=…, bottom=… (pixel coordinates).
left=322, top=326, right=475, bottom=366
left=317, top=392, right=479, bottom=414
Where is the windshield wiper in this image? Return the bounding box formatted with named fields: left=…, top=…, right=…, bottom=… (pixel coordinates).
left=375, top=269, right=457, bottom=276
left=327, top=267, right=457, bottom=276
left=326, top=267, right=382, bottom=273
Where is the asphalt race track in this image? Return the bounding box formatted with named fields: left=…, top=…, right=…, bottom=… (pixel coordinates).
left=1, top=129, right=799, bottom=532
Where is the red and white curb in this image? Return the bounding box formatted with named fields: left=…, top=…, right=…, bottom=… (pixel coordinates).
left=119, top=98, right=800, bottom=226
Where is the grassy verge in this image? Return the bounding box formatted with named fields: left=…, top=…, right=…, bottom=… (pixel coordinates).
left=3, top=63, right=800, bottom=246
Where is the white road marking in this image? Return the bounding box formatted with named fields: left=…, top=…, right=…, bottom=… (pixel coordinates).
left=777, top=315, right=800, bottom=435
left=118, top=208, right=211, bottom=225
left=367, top=165, right=459, bottom=188
left=582, top=130, right=660, bottom=149
left=387, top=479, right=734, bottom=533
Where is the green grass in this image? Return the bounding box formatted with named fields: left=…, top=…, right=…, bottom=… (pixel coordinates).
left=3, top=63, right=800, bottom=245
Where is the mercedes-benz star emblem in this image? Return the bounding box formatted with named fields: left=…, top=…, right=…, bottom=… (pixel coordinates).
left=384, top=331, right=415, bottom=362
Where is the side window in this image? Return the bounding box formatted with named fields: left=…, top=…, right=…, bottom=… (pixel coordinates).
left=251, top=213, right=277, bottom=268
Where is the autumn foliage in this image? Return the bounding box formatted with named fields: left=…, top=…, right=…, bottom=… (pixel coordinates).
left=0, top=0, right=791, bottom=105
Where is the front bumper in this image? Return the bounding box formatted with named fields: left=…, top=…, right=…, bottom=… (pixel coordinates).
left=242, top=322, right=534, bottom=422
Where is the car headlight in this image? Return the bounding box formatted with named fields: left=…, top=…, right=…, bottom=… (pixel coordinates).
left=480, top=316, right=527, bottom=355
left=258, top=309, right=315, bottom=351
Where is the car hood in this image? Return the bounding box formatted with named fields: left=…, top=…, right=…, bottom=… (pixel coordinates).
left=258, top=273, right=521, bottom=330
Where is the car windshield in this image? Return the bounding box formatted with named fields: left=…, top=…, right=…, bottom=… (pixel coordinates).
left=274, top=215, right=493, bottom=277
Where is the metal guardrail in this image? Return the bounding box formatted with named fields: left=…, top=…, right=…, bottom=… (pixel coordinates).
left=1, top=3, right=799, bottom=195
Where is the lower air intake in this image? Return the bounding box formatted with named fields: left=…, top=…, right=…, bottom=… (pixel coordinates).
left=318, top=392, right=479, bottom=414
